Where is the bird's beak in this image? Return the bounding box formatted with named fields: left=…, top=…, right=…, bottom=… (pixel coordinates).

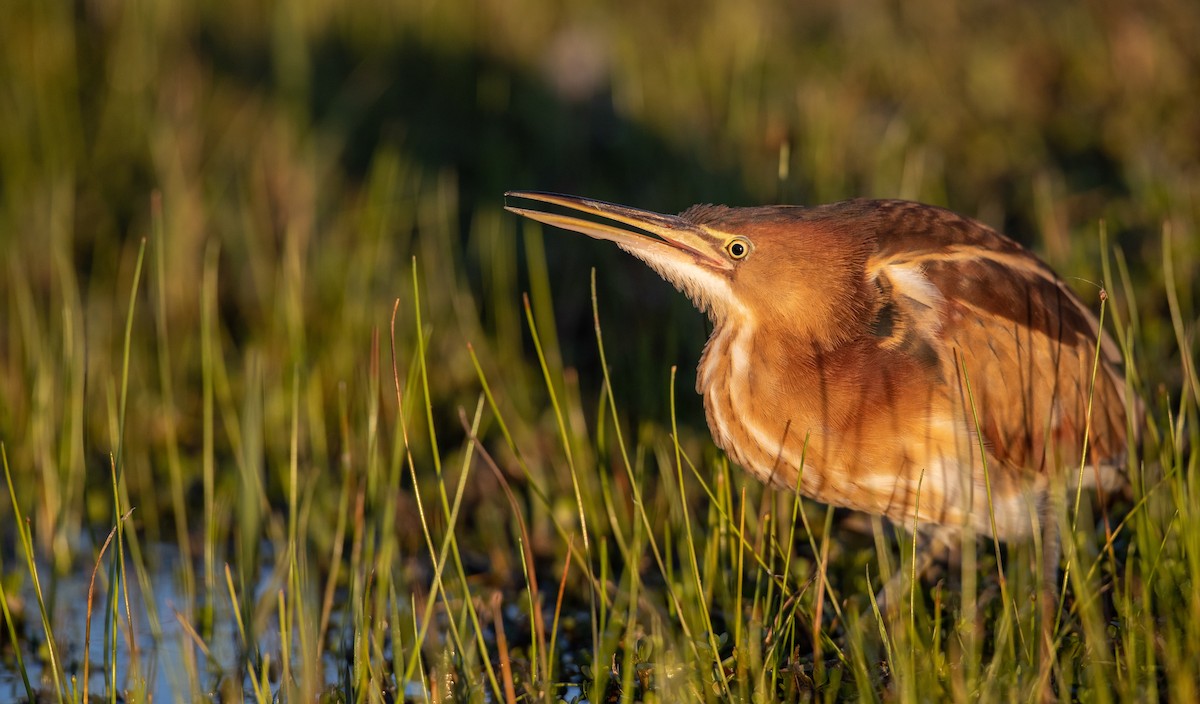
left=504, top=191, right=731, bottom=272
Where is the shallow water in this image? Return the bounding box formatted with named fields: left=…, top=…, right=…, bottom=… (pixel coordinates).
left=1, top=541, right=595, bottom=702
left=1, top=543, right=269, bottom=702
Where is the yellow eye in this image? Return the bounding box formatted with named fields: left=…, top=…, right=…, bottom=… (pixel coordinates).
left=725, top=237, right=751, bottom=260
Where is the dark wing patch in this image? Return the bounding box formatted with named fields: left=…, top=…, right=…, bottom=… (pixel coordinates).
left=870, top=269, right=944, bottom=377
left=922, top=258, right=1097, bottom=352
left=870, top=298, right=898, bottom=339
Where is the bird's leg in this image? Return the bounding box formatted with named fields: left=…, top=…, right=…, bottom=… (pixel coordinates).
left=1035, top=487, right=1064, bottom=700
left=874, top=526, right=957, bottom=616
left=1039, top=505, right=1061, bottom=638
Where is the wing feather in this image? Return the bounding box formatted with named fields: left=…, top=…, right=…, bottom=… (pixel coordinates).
left=864, top=201, right=1136, bottom=481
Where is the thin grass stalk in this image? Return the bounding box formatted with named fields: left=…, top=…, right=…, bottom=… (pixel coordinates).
left=200, top=240, right=220, bottom=638
left=409, top=260, right=503, bottom=700
left=779, top=442, right=806, bottom=587
left=956, top=355, right=1021, bottom=660
left=467, top=343, right=598, bottom=587
left=151, top=192, right=196, bottom=610
left=846, top=606, right=880, bottom=702
left=1, top=444, right=44, bottom=702
left=810, top=506, right=837, bottom=685
left=82, top=512, right=131, bottom=703
left=588, top=272, right=702, bottom=662
left=592, top=392, right=633, bottom=574
left=252, top=653, right=272, bottom=703
left=790, top=465, right=847, bottom=660
left=363, top=566, right=384, bottom=697
left=392, top=378, right=472, bottom=693
left=408, top=594, right=431, bottom=700
left=548, top=541, right=573, bottom=689
left=909, top=468, right=924, bottom=647
left=522, top=225, right=567, bottom=399
left=111, top=236, right=145, bottom=480
left=667, top=366, right=728, bottom=696
left=235, top=352, right=265, bottom=662
left=866, top=565, right=896, bottom=682
left=317, top=419, right=354, bottom=660
left=389, top=296, right=451, bottom=686
left=617, top=490, right=646, bottom=704
left=107, top=454, right=132, bottom=704
left=225, top=562, right=247, bottom=650
left=278, top=589, right=292, bottom=702
left=675, top=445, right=789, bottom=586
left=387, top=584, right=405, bottom=697
left=490, top=590, right=518, bottom=704
left=66, top=244, right=91, bottom=565
left=1070, top=293, right=1110, bottom=523
left=367, top=326, right=404, bottom=699
left=1162, top=224, right=1200, bottom=415
left=102, top=237, right=148, bottom=702
left=285, top=365, right=318, bottom=699
left=734, top=487, right=746, bottom=657
left=523, top=288, right=602, bottom=658
left=460, top=411, right=549, bottom=686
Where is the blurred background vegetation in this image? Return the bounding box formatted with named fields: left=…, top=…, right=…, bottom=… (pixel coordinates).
left=0, top=0, right=1198, bottom=697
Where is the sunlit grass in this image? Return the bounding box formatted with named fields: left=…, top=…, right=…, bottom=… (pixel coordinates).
left=1, top=0, right=1198, bottom=701
left=1, top=203, right=1197, bottom=701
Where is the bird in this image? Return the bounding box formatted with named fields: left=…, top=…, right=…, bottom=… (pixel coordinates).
left=503, top=191, right=1139, bottom=587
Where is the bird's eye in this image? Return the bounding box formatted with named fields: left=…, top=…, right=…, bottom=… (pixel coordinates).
left=725, top=238, right=751, bottom=260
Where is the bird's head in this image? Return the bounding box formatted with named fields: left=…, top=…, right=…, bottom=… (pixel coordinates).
left=504, top=192, right=877, bottom=349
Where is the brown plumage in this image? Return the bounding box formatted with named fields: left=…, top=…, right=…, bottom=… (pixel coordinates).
left=504, top=192, right=1140, bottom=549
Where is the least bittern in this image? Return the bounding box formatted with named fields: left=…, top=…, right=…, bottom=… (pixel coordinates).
left=504, top=192, right=1138, bottom=583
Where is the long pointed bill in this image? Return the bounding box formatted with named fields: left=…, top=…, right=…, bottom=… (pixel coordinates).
left=503, top=191, right=731, bottom=272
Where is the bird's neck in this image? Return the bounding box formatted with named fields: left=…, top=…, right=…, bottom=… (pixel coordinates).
left=697, top=320, right=828, bottom=395
left=696, top=318, right=876, bottom=451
